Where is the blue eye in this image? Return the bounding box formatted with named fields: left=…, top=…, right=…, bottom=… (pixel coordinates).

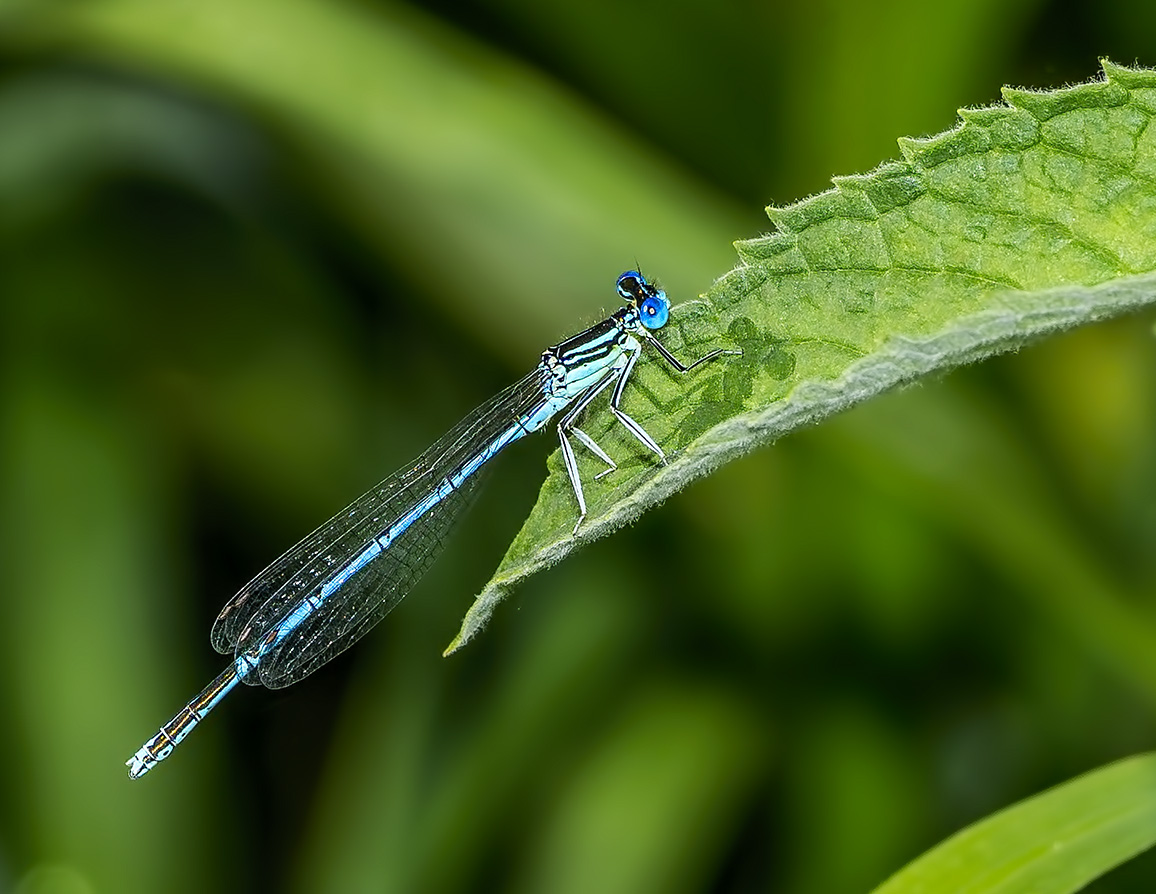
left=617, top=270, right=644, bottom=302
left=639, top=295, right=669, bottom=330
left=616, top=270, right=668, bottom=329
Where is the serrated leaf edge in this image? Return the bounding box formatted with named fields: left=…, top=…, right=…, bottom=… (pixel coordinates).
left=446, top=271, right=1156, bottom=653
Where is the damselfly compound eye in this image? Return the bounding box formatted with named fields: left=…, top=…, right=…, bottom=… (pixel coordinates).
left=617, top=270, right=645, bottom=302
left=639, top=295, right=669, bottom=329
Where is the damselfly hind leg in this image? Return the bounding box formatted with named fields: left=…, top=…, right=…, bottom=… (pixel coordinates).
left=558, top=368, right=623, bottom=533
left=570, top=427, right=617, bottom=479
left=563, top=329, right=740, bottom=533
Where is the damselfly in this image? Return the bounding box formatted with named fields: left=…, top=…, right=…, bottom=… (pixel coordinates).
left=126, top=270, right=737, bottom=778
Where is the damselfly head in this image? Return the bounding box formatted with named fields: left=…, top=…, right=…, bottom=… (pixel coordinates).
left=616, top=270, right=670, bottom=330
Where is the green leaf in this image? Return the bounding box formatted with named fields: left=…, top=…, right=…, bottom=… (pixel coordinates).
left=446, top=60, right=1156, bottom=653
left=871, top=753, right=1156, bottom=894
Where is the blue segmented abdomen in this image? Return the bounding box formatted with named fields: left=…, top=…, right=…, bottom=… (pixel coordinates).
left=231, top=375, right=570, bottom=688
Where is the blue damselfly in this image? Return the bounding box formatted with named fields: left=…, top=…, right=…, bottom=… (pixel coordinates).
left=126, top=271, right=736, bottom=778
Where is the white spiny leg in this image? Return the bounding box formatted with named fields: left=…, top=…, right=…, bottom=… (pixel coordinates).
left=610, top=406, right=666, bottom=462
left=569, top=427, right=617, bottom=479
left=558, top=369, right=621, bottom=533
left=558, top=425, right=587, bottom=533
left=607, top=345, right=667, bottom=463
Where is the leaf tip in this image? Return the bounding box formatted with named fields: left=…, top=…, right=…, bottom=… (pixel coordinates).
left=441, top=637, right=463, bottom=657
left=444, top=583, right=503, bottom=655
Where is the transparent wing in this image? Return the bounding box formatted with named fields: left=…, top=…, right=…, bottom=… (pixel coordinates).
left=251, top=470, right=476, bottom=688
left=209, top=370, right=550, bottom=688
left=209, top=469, right=422, bottom=655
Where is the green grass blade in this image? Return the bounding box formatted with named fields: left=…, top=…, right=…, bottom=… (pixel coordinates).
left=872, top=753, right=1156, bottom=894
left=448, top=60, right=1156, bottom=652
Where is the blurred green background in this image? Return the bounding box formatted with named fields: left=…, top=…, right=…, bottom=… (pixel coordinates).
left=1, top=0, right=1155, bottom=892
